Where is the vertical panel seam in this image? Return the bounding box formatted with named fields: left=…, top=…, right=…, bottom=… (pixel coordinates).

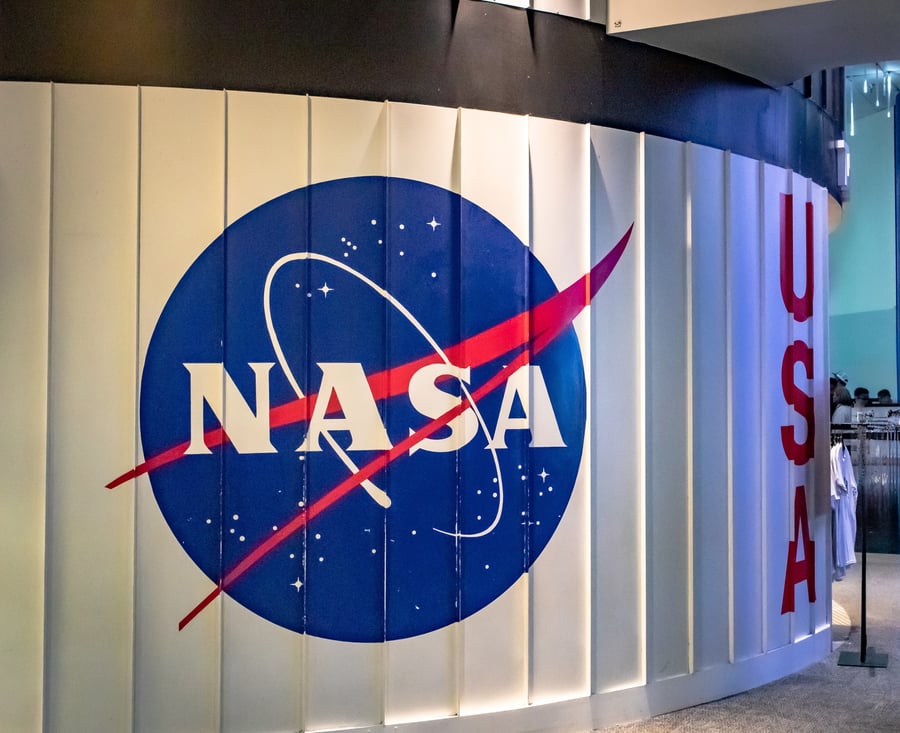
left=454, top=106, right=464, bottom=721
left=300, top=92, right=312, bottom=733
left=526, top=114, right=536, bottom=707
left=130, top=83, right=143, bottom=733
left=580, top=120, right=592, bottom=697
left=724, top=152, right=736, bottom=665
left=40, top=79, right=55, bottom=733
left=758, top=160, right=769, bottom=653
left=684, top=142, right=695, bottom=676
left=381, top=98, right=390, bottom=728
left=786, top=173, right=795, bottom=647
left=637, top=131, right=648, bottom=687
left=218, top=88, right=228, bottom=733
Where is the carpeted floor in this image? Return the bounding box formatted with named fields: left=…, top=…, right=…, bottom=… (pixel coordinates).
left=601, top=553, right=900, bottom=732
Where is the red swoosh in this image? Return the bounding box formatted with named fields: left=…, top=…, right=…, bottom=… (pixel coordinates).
left=103, top=225, right=632, bottom=629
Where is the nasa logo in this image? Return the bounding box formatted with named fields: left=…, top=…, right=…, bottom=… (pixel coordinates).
left=122, top=176, right=629, bottom=641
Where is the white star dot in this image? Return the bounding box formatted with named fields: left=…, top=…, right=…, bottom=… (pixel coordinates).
left=318, top=282, right=333, bottom=297
left=233, top=514, right=239, bottom=520
left=292, top=578, right=303, bottom=591
left=239, top=535, right=245, bottom=542
left=427, top=217, right=441, bottom=231
left=371, top=219, right=377, bottom=225
left=399, top=223, right=405, bottom=230
left=538, top=468, right=549, bottom=482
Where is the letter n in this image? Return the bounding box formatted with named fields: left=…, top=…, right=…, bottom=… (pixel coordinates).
left=781, top=485, right=816, bottom=614
left=184, top=362, right=277, bottom=454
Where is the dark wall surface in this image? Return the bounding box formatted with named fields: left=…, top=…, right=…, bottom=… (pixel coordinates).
left=0, top=0, right=841, bottom=197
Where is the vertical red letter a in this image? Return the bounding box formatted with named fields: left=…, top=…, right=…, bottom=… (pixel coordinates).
left=781, top=485, right=816, bottom=614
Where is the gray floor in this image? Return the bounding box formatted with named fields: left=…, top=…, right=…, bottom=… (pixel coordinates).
left=601, top=553, right=900, bottom=732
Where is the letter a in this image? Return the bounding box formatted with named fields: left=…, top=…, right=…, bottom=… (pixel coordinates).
left=487, top=365, right=565, bottom=449
left=781, top=485, right=816, bottom=614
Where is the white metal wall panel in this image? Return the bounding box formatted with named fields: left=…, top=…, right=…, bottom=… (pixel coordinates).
left=134, top=86, right=225, bottom=733
left=643, top=135, right=691, bottom=681
left=220, top=90, right=308, bottom=733
left=589, top=125, right=644, bottom=693
left=303, top=96, right=387, bottom=731
left=786, top=171, right=817, bottom=638
left=44, top=83, right=138, bottom=733
left=457, top=107, right=531, bottom=715
left=687, top=144, right=731, bottom=670
left=727, top=153, right=765, bottom=661
left=384, top=100, right=461, bottom=725
left=811, top=180, right=831, bottom=637
left=760, top=162, right=792, bottom=652
left=0, top=81, right=50, bottom=733
left=527, top=115, right=591, bottom=703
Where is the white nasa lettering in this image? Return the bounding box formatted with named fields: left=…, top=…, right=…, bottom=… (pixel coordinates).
left=298, top=362, right=394, bottom=452
left=407, top=363, right=478, bottom=454
left=184, top=361, right=566, bottom=454
left=487, top=364, right=566, bottom=449
left=184, top=362, right=278, bottom=454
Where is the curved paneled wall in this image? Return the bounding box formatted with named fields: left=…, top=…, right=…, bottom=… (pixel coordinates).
left=1, top=83, right=829, bottom=732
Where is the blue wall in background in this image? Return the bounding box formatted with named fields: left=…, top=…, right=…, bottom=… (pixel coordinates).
left=830, top=107, right=897, bottom=396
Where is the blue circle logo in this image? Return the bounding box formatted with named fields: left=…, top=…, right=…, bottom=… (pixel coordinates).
left=139, top=177, right=586, bottom=641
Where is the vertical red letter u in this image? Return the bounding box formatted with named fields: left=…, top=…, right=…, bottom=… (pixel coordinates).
left=780, top=194, right=814, bottom=323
